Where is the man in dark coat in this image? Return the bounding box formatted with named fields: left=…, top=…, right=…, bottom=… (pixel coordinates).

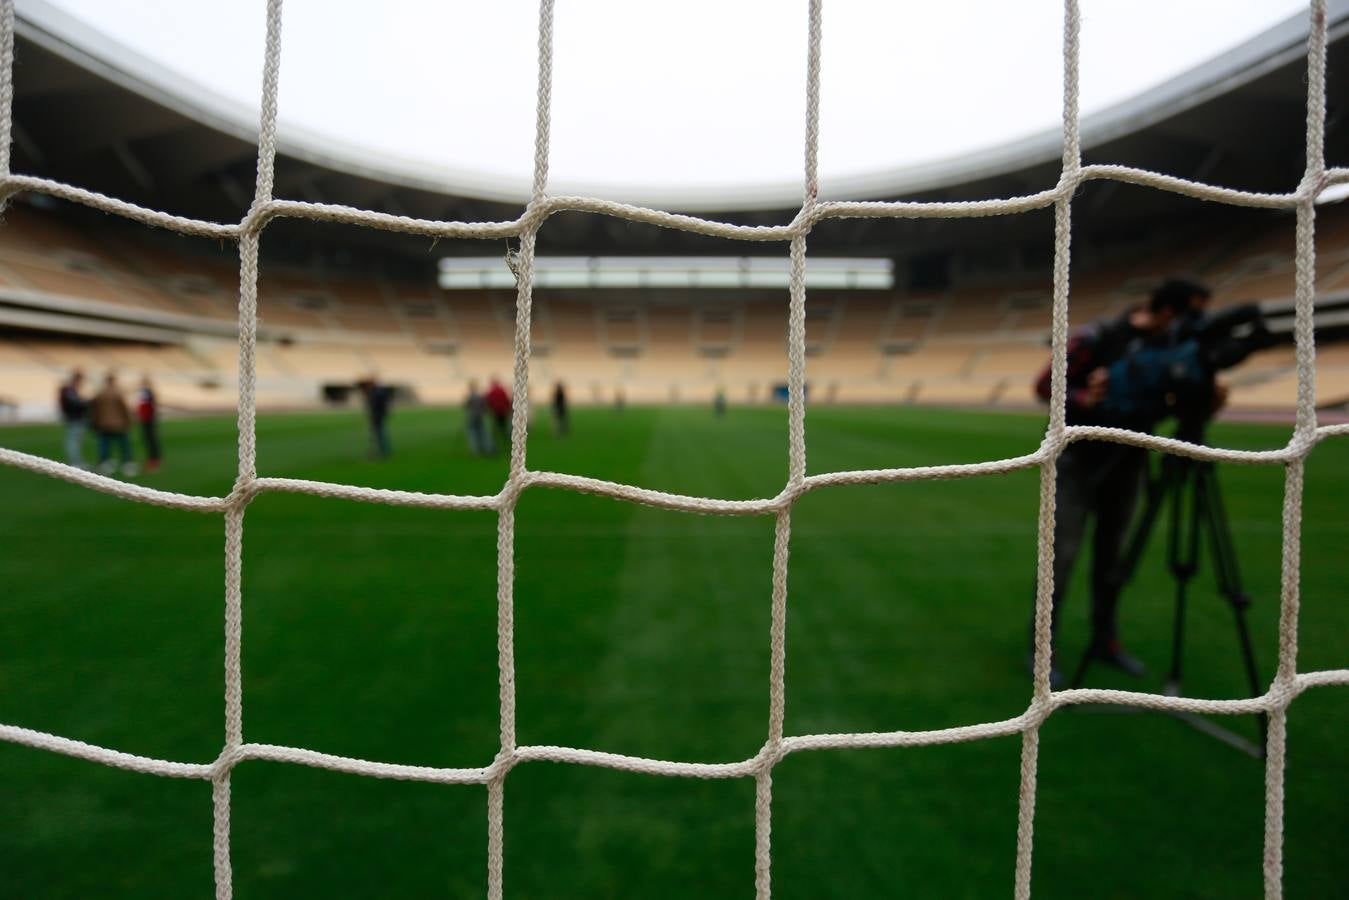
left=1030, top=278, right=1212, bottom=686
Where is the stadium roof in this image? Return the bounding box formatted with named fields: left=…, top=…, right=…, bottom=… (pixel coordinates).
left=12, top=1, right=1349, bottom=273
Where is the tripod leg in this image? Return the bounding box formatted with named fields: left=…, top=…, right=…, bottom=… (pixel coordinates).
left=1166, top=462, right=1201, bottom=693
left=1119, top=460, right=1174, bottom=589
left=1197, top=466, right=1267, bottom=746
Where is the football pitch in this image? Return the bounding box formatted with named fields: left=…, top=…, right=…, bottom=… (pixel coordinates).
left=0, top=404, right=1345, bottom=898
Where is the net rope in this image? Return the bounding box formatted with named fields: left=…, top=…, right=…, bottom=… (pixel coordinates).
left=0, top=1, right=1346, bottom=897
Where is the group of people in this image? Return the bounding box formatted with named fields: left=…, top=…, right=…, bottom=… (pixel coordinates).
left=1033, top=277, right=1215, bottom=687
left=354, top=376, right=572, bottom=461
left=462, top=378, right=569, bottom=457
left=58, top=370, right=161, bottom=475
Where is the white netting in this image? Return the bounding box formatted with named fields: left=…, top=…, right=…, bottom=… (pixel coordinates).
left=1, top=1, right=1347, bottom=897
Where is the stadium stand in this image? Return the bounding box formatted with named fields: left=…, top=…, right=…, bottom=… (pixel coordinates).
left=5, top=195, right=1349, bottom=418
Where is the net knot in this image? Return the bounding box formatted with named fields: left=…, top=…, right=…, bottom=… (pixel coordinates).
left=226, top=477, right=261, bottom=509
left=240, top=198, right=278, bottom=237
left=1024, top=695, right=1055, bottom=729
left=1039, top=428, right=1070, bottom=461
left=755, top=740, right=786, bottom=774
left=1299, top=170, right=1330, bottom=203
left=489, top=749, right=520, bottom=780
left=1266, top=678, right=1300, bottom=710
left=211, top=744, right=246, bottom=779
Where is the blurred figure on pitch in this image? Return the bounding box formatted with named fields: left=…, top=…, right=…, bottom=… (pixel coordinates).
left=485, top=377, right=512, bottom=447
left=552, top=381, right=569, bottom=437
left=91, top=373, right=136, bottom=476
left=358, top=377, right=394, bottom=459
left=465, top=380, right=493, bottom=456
left=58, top=368, right=90, bottom=468
left=1029, top=278, right=1212, bottom=687
left=136, top=376, right=161, bottom=473
left=714, top=387, right=727, bottom=418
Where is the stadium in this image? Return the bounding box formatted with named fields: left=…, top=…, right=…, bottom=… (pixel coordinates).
left=1, top=0, right=1347, bottom=897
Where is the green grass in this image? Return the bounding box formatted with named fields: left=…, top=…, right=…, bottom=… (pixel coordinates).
left=0, top=404, right=1345, bottom=898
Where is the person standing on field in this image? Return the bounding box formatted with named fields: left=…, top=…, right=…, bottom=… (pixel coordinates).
left=91, top=372, right=136, bottom=476
left=58, top=369, right=90, bottom=468
left=552, top=381, right=569, bottom=437
left=359, top=377, right=394, bottom=459
left=1028, top=278, right=1211, bottom=687
left=485, top=377, right=512, bottom=448
left=465, top=380, right=493, bottom=456
left=136, top=376, right=162, bottom=473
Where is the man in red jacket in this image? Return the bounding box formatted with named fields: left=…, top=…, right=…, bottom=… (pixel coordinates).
left=484, top=377, right=512, bottom=449
left=136, top=376, right=161, bottom=473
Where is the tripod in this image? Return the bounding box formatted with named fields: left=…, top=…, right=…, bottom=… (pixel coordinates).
left=1069, top=446, right=1267, bottom=756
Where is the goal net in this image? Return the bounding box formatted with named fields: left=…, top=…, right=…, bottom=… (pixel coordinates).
left=1, top=1, right=1346, bottom=898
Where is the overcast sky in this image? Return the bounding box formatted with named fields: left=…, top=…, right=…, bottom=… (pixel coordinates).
left=42, top=0, right=1310, bottom=202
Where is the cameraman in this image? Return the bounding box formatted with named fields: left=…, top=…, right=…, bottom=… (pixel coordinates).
left=1030, top=278, right=1212, bottom=687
